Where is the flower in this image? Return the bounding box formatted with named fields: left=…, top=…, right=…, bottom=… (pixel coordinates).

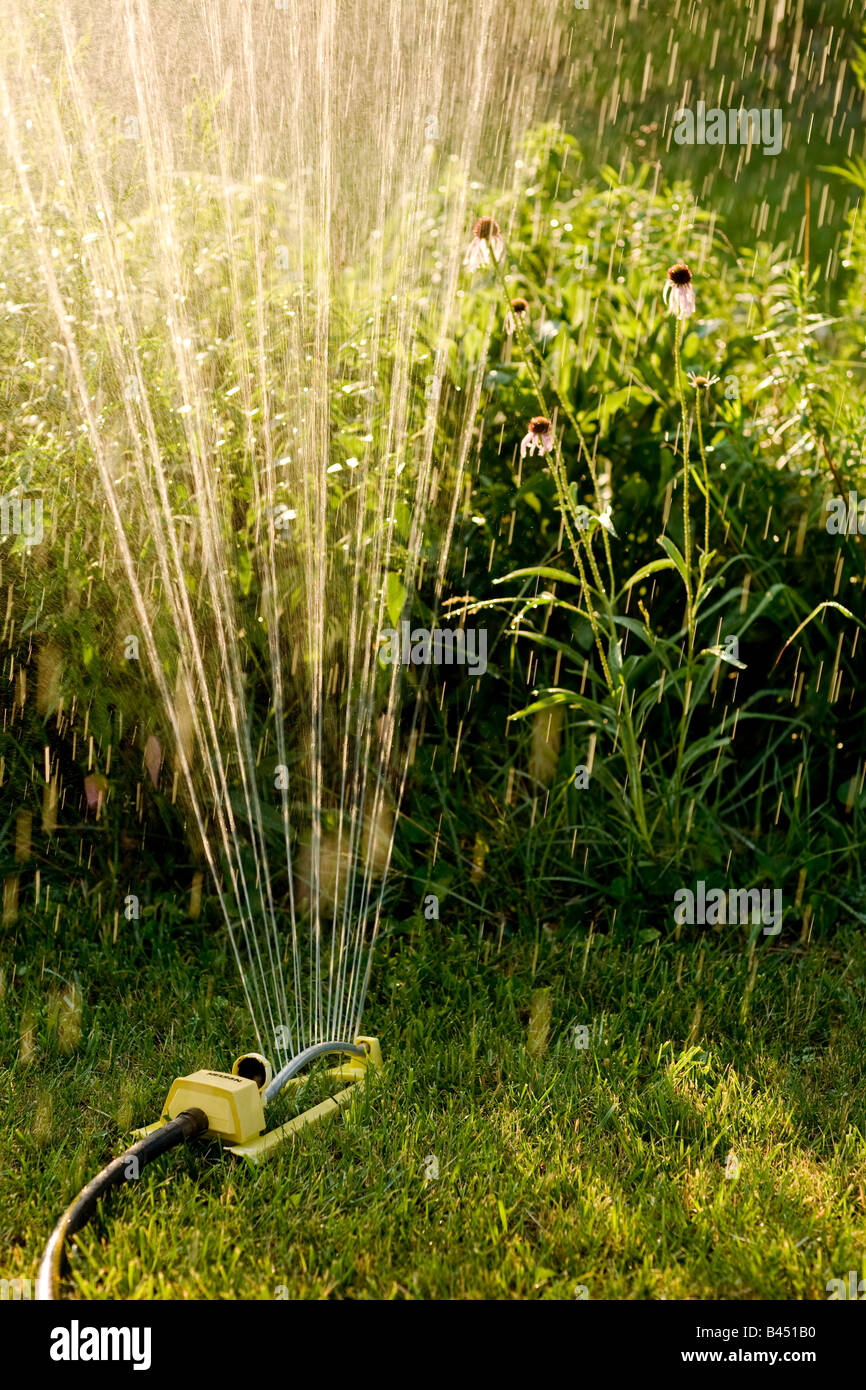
left=520, top=416, right=554, bottom=459
left=504, top=296, right=529, bottom=335
left=84, top=773, right=109, bottom=815
left=663, top=262, right=696, bottom=320
left=144, top=735, right=162, bottom=788
left=687, top=370, right=720, bottom=391
left=464, top=216, right=504, bottom=272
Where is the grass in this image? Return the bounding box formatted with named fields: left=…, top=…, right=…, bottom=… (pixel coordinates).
left=2, top=903, right=865, bottom=1300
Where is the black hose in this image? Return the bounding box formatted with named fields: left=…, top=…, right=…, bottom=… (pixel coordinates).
left=36, top=1107, right=208, bottom=1301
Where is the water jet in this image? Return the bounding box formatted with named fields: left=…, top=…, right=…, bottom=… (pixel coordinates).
left=6, top=0, right=564, bottom=1300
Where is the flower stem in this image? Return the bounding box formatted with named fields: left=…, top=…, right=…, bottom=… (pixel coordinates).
left=671, top=320, right=701, bottom=859
left=673, top=318, right=693, bottom=617
left=491, top=249, right=616, bottom=593
left=694, top=389, right=710, bottom=556
left=485, top=241, right=651, bottom=845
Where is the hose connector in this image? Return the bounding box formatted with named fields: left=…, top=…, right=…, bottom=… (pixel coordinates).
left=231, top=1051, right=273, bottom=1092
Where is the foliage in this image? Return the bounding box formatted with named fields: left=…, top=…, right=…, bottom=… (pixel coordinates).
left=405, top=127, right=866, bottom=936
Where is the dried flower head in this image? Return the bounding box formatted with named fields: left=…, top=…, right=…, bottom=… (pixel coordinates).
left=687, top=370, right=720, bottom=391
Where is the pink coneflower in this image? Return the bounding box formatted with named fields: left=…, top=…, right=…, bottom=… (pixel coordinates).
left=144, top=735, right=162, bottom=788
left=464, top=216, right=504, bottom=272
left=520, top=416, right=554, bottom=459
left=84, top=773, right=108, bottom=815
left=504, top=296, right=529, bottom=335
left=663, top=263, right=696, bottom=320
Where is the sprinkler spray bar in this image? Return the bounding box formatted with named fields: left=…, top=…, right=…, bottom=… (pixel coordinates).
left=264, top=1040, right=368, bottom=1101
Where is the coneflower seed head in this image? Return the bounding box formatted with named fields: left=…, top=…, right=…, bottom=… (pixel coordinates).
left=474, top=217, right=500, bottom=241
left=667, top=263, right=692, bottom=287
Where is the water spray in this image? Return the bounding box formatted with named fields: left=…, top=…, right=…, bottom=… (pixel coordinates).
left=4, top=0, right=563, bottom=1303
left=36, top=1036, right=382, bottom=1300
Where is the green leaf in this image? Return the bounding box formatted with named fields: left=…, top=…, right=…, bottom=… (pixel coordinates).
left=837, top=777, right=866, bottom=810
left=386, top=572, right=407, bottom=627
left=656, top=535, right=689, bottom=585
left=619, top=557, right=677, bottom=594
left=237, top=548, right=253, bottom=597
left=586, top=385, right=653, bottom=432
left=679, top=735, right=732, bottom=773
left=509, top=691, right=577, bottom=721
left=497, top=1198, right=509, bottom=1235
left=509, top=688, right=610, bottom=724
left=494, top=565, right=580, bottom=587
left=773, top=600, right=864, bottom=669
left=699, top=644, right=747, bottom=670
left=393, top=500, right=411, bottom=539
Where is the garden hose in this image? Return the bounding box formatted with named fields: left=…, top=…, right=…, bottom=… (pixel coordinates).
left=35, top=1107, right=208, bottom=1301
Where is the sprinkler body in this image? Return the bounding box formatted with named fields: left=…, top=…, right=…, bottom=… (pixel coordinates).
left=232, top=1035, right=382, bottom=1164
left=158, top=1069, right=267, bottom=1145
left=133, top=1035, right=382, bottom=1162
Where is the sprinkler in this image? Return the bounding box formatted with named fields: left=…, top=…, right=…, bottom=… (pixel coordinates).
left=134, top=1035, right=382, bottom=1160
left=36, top=1036, right=382, bottom=1300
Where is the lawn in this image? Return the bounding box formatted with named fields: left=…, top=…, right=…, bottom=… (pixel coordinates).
left=3, top=906, right=864, bottom=1300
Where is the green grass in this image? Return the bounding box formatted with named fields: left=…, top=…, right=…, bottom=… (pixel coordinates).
left=2, top=904, right=865, bottom=1299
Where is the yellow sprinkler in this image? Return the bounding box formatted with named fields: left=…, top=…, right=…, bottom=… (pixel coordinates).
left=133, top=1036, right=382, bottom=1162
left=36, top=1036, right=383, bottom=1299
